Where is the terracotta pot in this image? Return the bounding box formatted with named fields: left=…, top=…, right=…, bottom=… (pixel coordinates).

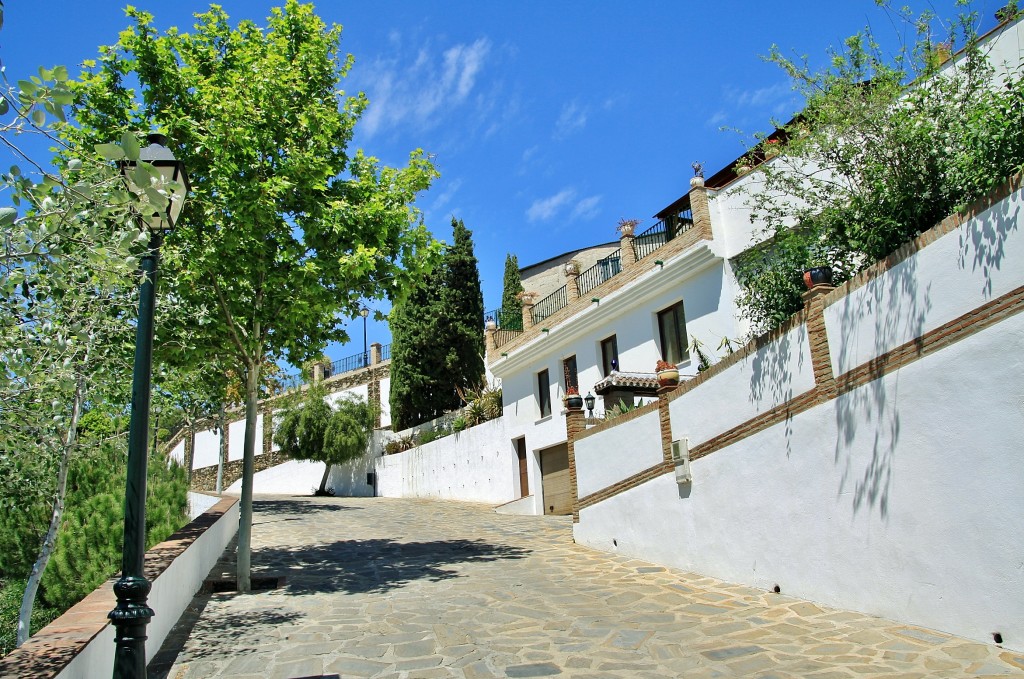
left=657, top=369, right=679, bottom=386
left=802, top=266, right=832, bottom=289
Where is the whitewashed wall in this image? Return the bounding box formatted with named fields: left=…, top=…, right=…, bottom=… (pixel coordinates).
left=191, top=428, right=222, bottom=468
left=668, top=322, right=816, bottom=446
left=379, top=376, right=392, bottom=428
left=327, top=430, right=387, bottom=497
left=574, top=410, right=663, bottom=498
left=225, top=459, right=326, bottom=495
left=573, top=186, right=1024, bottom=650
left=375, top=417, right=518, bottom=504
left=325, top=383, right=368, bottom=406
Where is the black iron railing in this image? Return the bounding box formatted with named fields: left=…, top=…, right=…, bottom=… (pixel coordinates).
left=276, top=373, right=303, bottom=393
left=493, top=328, right=523, bottom=348
left=577, top=250, right=622, bottom=296
left=484, top=307, right=524, bottom=331
left=380, top=343, right=391, bottom=361
left=531, top=285, right=568, bottom=324
left=633, top=213, right=695, bottom=262
left=329, top=351, right=369, bottom=377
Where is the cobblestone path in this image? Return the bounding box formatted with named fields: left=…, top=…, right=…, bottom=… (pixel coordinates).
left=155, top=496, right=1024, bottom=678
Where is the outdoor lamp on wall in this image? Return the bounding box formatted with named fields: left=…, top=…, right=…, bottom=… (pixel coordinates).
left=110, top=133, right=189, bottom=679
left=584, top=392, right=596, bottom=417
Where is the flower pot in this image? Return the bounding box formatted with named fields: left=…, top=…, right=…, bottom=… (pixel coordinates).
left=802, top=266, right=832, bottom=290
left=656, top=369, right=679, bottom=386
left=485, top=318, right=496, bottom=331
left=564, top=394, right=584, bottom=410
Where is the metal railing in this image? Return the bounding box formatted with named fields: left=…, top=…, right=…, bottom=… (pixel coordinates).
left=380, top=343, right=391, bottom=361
left=484, top=307, right=524, bottom=331
left=633, top=213, right=694, bottom=262
left=493, top=328, right=523, bottom=348
left=577, top=250, right=622, bottom=296
left=531, top=285, right=568, bottom=325
left=329, top=351, right=369, bottom=377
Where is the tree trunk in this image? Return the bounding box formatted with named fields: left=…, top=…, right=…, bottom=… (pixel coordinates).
left=216, top=403, right=226, bottom=495
left=16, top=374, right=84, bottom=647
left=235, top=362, right=261, bottom=592
left=318, top=464, right=331, bottom=495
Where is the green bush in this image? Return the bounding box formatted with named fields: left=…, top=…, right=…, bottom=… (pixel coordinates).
left=0, top=438, right=188, bottom=621
left=0, top=579, right=60, bottom=657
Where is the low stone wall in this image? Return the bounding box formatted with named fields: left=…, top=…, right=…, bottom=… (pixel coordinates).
left=190, top=450, right=287, bottom=492
left=0, top=497, right=239, bottom=678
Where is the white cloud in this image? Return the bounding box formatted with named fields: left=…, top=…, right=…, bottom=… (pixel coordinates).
left=724, top=82, right=791, bottom=108
left=526, top=188, right=576, bottom=222
left=554, top=101, right=588, bottom=139
left=431, top=178, right=463, bottom=213
left=356, top=37, right=493, bottom=138
left=571, top=195, right=602, bottom=221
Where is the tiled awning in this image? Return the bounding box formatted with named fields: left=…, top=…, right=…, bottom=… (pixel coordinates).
left=593, top=371, right=661, bottom=396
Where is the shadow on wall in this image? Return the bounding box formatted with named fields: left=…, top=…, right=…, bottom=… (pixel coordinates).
left=958, top=197, right=1019, bottom=297
left=748, top=325, right=804, bottom=459
left=251, top=537, right=530, bottom=596
left=832, top=241, right=929, bottom=521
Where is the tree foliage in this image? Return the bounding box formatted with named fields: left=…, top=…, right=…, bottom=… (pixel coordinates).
left=390, top=218, right=486, bottom=430
left=732, top=5, right=1024, bottom=334
left=65, top=1, right=441, bottom=589
left=273, top=383, right=374, bottom=495
left=500, top=253, right=524, bottom=330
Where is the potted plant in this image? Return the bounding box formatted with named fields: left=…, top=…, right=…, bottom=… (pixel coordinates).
left=616, top=218, right=641, bottom=237
left=763, top=138, right=781, bottom=158
left=563, top=259, right=581, bottom=276
left=485, top=316, right=497, bottom=331
left=802, top=265, right=833, bottom=289
left=516, top=290, right=539, bottom=305
left=563, top=386, right=584, bottom=410
left=655, top=360, right=679, bottom=386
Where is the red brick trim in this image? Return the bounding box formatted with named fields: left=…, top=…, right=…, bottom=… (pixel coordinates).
left=576, top=398, right=660, bottom=441
left=578, top=461, right=674, bottom=511
left=0, top=497, right=238, bottom=678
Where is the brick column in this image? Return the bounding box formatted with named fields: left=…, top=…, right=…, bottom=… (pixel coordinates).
left=657, top=386, right=675, bottom=464
left=565, top=406, right=585, bottom=523
left=312, top=362, right=326, bottom=382
left=802, top=284, right=836, bottom=399
left=369, top=368, right=383, bottom=429
left=689, top=176, right=713, bottom=241
left=521, top=299, right=536, bottom=330
left=485, top=325, right=498, bottom=353
left=370, top=342, right=382, bottom=365
left=565, top=268, right=580, bottom=301
left=619, top=233, right=637, bottom=268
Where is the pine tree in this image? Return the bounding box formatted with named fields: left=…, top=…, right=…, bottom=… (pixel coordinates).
left=389, top=270, right=447, bottom=430
left=500, top=253, right=524, bottom=330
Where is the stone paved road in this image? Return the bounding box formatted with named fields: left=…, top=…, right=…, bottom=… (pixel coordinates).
left=155, top=496, right=1024, bottom=678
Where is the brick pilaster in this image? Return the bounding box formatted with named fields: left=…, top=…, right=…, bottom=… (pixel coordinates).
left=619, top=233, right=637, bottom=268
left=565, top=406, right=585, bottom=523
left=566, top=270, right=580, bottom=301
left=689, top=176, right=713, bottom=241
left=370, top=342, right=382, bottom=365
left=521, top=300, right=536, bottom=330
left=656, top=386, right=675, bottom=464
left=802, top=284, right=836, bottom=398
left=369, top=368, right=383, bottom=429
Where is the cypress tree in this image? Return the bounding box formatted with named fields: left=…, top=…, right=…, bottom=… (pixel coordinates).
left=441, top=218, right=485, bottom=395
left=389, top=217, right=486, bottom=430
left=500, top=253, right=524, bottom=330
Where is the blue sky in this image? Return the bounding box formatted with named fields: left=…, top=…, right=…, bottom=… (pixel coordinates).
left=2, top=0, right=1001, bottom=365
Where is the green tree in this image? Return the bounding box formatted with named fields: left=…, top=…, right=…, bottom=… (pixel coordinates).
left=440, top=218, right=485, bottom=395
left=390, top=218, right=486, bottom=430
left=733, top=5, right=1024, bottom=334
left=500, top=253, right=524, bottom=330
left=273, top=383, right=375, bottom=495
left=67, top=2, right=441, bottom=590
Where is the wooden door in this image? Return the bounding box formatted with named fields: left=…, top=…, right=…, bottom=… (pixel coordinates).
left=540, top=444, right=571, bottom=515
left=516, top=438, right=529, bottom=498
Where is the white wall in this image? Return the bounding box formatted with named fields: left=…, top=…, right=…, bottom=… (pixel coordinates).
left=327, top=430, right=386, bottom=497
left=192, top=428, right=221, bottom=469
left=379, top=376, right=392, bottom=429
left=574, top=410, right=663, bottom=498
left=55, top=499, right=239, bottom=679
left=375, top=416, right=518, bottom=505
left=325, top=383, right=368, bottom=406
left=572, top=186, right=1024, bottom=649
left=225, top=459, right=326, bottom=495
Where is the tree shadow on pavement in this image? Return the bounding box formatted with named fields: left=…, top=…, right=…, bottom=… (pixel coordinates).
left=252, top=498, right=362, bottom=516
left=255, top=537, right=530, bottom=595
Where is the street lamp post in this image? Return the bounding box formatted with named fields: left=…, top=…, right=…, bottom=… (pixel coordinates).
left=360, top=306, right=370, bottom=367
left=109, top=134, right=189, bottom=679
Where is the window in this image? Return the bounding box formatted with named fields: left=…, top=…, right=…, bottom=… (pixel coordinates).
left=562, top=355, right=578, bottom=392
left=600, top=335, right=619, bottom=375
left=657, top=301, right=689, bottom=365
left=537, top=369, right=551, bottom=418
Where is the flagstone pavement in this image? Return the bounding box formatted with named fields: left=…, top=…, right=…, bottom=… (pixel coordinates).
left=152, top=495, right=1024, bottom=679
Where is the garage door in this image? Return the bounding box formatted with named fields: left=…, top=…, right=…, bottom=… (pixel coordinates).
left=540, top=443, right=571, bottom=515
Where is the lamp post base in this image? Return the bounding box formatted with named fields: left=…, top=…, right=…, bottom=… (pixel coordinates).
left=109, top=571, right=154, bottom=677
